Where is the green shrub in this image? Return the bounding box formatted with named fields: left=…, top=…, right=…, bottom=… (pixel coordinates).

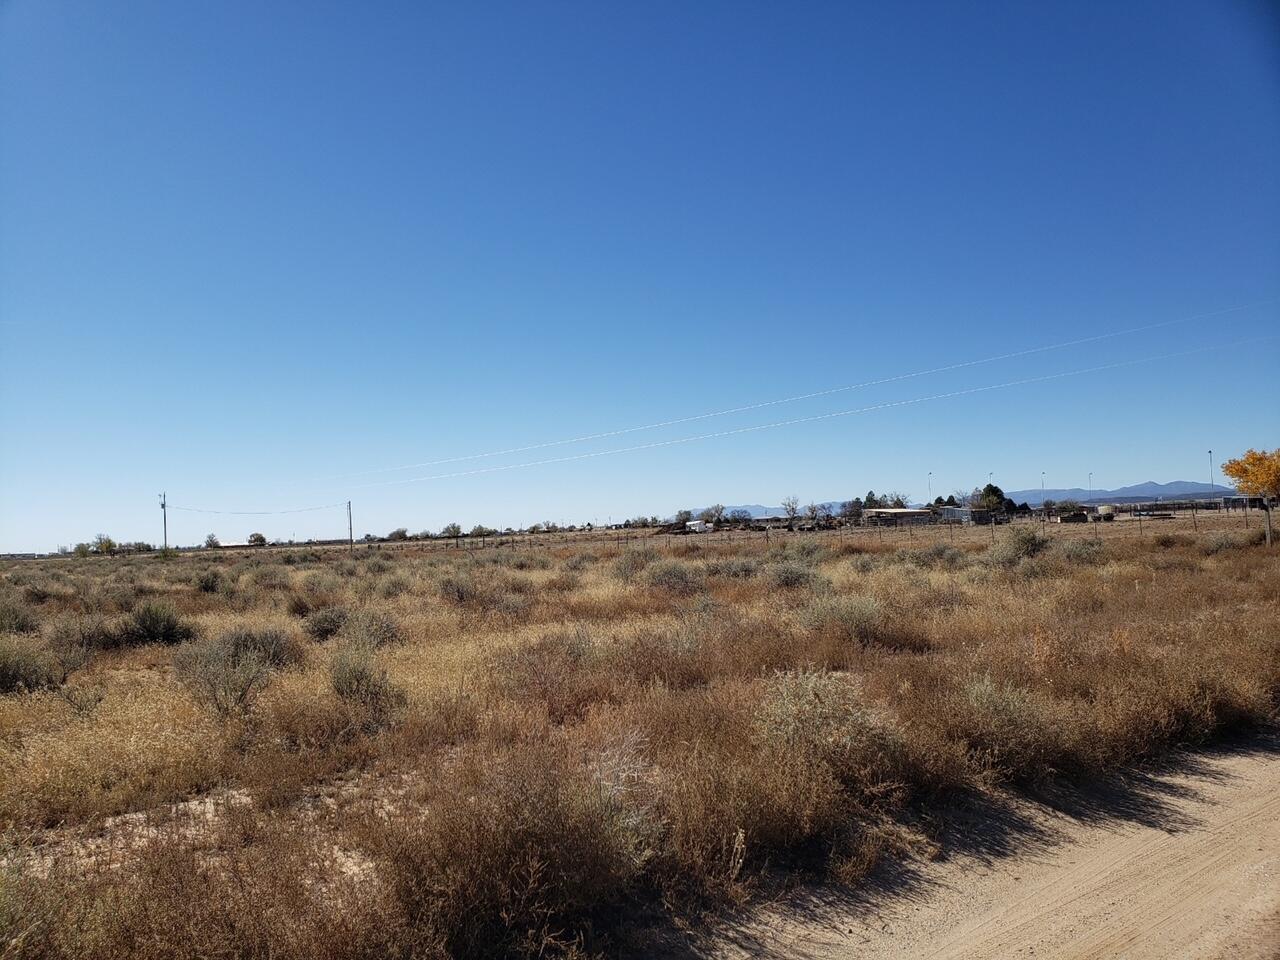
left=120, top=603, right=197, bottom=646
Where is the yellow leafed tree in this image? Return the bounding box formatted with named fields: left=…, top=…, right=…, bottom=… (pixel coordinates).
left=1222, top=449, right=1280, bottom=499
left=1223, top=448, right=1278, bottom=547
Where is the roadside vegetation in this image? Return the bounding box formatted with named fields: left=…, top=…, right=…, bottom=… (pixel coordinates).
left=1, top=521, right=1277, bottom=958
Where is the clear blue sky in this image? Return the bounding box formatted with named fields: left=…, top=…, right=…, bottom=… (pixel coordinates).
left=2, top=1, right=1278, bottom=550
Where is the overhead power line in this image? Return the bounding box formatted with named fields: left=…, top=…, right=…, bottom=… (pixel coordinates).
left=167, top=501, right=348, bottom=517
left=338, top=300, right=1274, bottom=479
left=354, top=335, right=1275, bottom=489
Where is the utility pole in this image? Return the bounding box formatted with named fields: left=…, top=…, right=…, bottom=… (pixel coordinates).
left=159, top=492, right=167, bottom=551
left=1208, top=450, right=1214, bottom=494
left=347, top=501, right=353, bottom=553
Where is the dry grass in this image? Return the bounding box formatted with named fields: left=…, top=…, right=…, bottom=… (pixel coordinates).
left=1, top=521, right=1277, bottom=957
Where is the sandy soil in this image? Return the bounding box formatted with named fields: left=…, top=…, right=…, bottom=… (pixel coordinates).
left=703, top=732, right=1280, bottom=960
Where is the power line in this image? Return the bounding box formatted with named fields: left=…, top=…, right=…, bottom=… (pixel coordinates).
left=167, top=501, right=349, bottom=516
left=337, top=300, right=1274, bottom=479
left=355, top=335, right=1275, bottom=489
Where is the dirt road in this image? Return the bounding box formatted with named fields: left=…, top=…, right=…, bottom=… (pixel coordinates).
left=710, top=735, right=1280, bottom=960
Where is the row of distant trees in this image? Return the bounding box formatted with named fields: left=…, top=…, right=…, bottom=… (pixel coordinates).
left=56, top=451, right=1280, bottom=556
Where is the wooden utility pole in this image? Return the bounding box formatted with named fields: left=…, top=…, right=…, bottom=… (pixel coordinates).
left=159, top=492, right=168, bottom=551
left=347, top=501, right=353, bottom=553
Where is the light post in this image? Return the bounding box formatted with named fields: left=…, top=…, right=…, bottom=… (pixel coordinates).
left=1041, top=472, right=1046, bottom=525
left=928, top=471, right=933, bottom=503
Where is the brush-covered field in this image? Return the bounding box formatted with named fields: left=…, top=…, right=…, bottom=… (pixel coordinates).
left=2, top=522, right=1277, bottom=958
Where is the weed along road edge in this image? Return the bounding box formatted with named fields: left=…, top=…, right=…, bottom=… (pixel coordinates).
left=708, top=732, right=1280, bottom=960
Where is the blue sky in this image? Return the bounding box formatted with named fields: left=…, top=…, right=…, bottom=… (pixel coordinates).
left=2, top=1, right=1278, bottom=550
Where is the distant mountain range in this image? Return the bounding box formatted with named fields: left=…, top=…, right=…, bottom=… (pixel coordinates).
left=706, top=481, right=1235, bottom=516
left=1004, top=481, right=1234, bottom=506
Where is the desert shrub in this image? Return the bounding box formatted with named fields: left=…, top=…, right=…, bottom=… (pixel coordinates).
left=986, top=527, right=1050, bottom=567
left=563, top=553, right=597, bottom=572
left=1203, top=530, right=1264, bottom=555
left=193, top=569, right=223, bottom=593
left=705, top=557, right=759, bottom=579
left=613, top=548, right=658, bottom=580
left=493, top=592, right=533, bottom=622
left=364, top=557, right=392, bottom=575
left=285, top=592, right=313, bottom=618
left=1152, top=532, right=1191, bottom=549
left=766, top=561, right=821, bottom=590
left=337, top=609, right=402, bottom=647
left=249, top=566, right=291, bottom=590
left=1057, top=538, right=1103, bottom=564
left=48, top=614, right=118, bottom=652
left=645, top=559, right=704, bottom=595
left=0, top=635, right=61, bottom=694
left=373, top=740, right=644, bottom=959
left=755, top=669, right=920, bottom=800
left=543, top=572, right=580, bottom=593
left=0, top=599, right=38, bottom=634
left=377, top=573, right=411, bottom=599
left=173, top=628, right=297, bottom=717
left=329, top=642, right=406, bottom=731
left=944, top=674, right=1071, bottom=783
left=507, top=552, right=552, bottom=571
left=800, top=595, right=884, bottom=646
left=301, top=571, right=341, bottom=596
left=908, top=543, right=968, bottom=570
left=120, top=602, right=197, bottom=647
left=303, top=605, right=349, bottom=642
left=437, top=573, right=484, bottom=606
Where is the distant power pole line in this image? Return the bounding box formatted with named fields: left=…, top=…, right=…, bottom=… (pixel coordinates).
left=347, top=501, right=353, bottom=553
left=159, top=492, right=167, bottom=551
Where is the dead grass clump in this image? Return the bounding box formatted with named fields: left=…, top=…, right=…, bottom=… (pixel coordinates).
left=5, top=824, right=406, bottom=960
left=0, top=635, right=62, bottom=695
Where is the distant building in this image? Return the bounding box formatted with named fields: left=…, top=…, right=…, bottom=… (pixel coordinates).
left=939, top=505, right=995, bottom=525
left=864, top=507, right=934, bottom=526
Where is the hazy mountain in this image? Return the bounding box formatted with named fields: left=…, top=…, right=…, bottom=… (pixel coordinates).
left=703, top=481, right=1235, bottom=516
left=1004, top=481, right=1234, bottom=506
